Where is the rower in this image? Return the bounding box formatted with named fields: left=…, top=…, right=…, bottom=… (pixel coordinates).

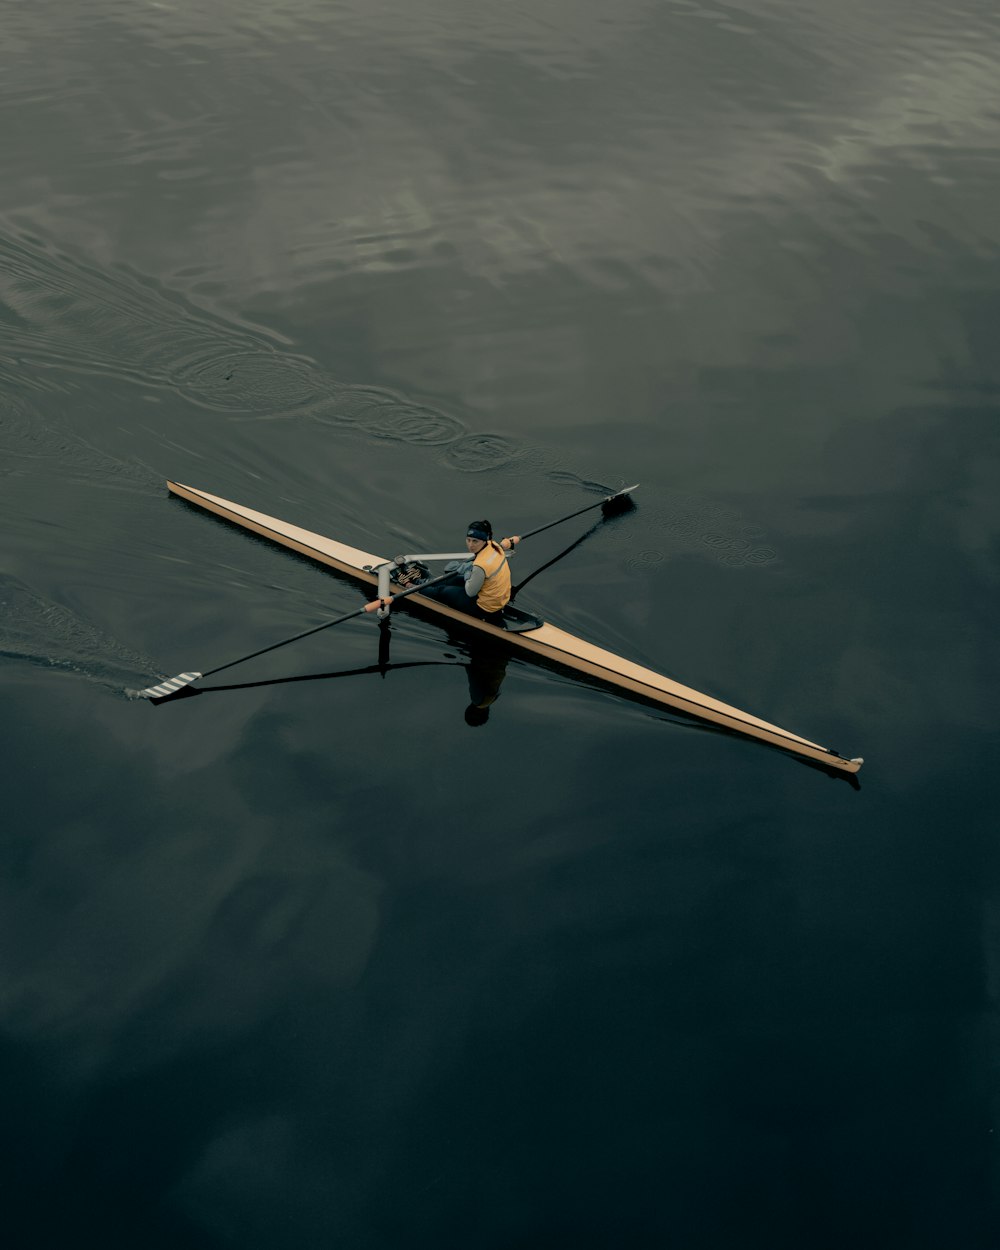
left=365, top=520, right=520, bottom=624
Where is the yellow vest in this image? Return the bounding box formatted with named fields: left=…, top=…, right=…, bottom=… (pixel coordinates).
left=473, top=541, right=511, bottom=613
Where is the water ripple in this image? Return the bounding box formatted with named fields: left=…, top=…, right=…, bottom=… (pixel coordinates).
left=625, top=492, right=780, bottom=571
left=0, top=390, right=158, bottom=492
left=366, top=402, right=466, bottom=446
left=440, top=433, right=517, bottom=471
left=0, top=223, right=285, bottom=405
left=0, top=572, right=163, bottom=690
left=172, top=348, right=329, bottom=414
left=0, top=214, right=781, bottom=587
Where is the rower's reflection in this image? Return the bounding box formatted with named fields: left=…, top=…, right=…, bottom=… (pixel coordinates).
left=462, top=638, right=510, bottom=727
left=387, top=618, right=509, bottom=726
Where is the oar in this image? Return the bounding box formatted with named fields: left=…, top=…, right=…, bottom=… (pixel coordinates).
left=511, top=483, right=638, bottom=544
left=137, top=570, right=455, bottom=699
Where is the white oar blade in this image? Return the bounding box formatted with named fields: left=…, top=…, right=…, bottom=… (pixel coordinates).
left=139, top=671, right=202, bottom=699
left=600, top=483, right=639, bottom=516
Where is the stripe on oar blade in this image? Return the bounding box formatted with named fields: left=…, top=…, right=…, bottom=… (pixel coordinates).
left=139, top=672, right=202, bottom=699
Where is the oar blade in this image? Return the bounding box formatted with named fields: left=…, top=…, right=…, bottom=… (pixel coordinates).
left=601, top=483, right=639, bottom=516
left=138, top=671, right=202, bottom=699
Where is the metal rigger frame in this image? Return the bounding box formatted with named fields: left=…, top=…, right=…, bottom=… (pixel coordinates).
left=370, top=552, right=473, bottom=619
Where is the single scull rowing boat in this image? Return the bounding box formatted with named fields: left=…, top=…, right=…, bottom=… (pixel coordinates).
left=158, top=481, right=863, bottom=774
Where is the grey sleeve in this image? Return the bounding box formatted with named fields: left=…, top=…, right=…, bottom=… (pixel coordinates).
left=464, top=564, right=486, bottom=598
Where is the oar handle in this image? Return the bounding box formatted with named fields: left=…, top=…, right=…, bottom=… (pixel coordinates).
left=363, top=568, right=455, bottom=615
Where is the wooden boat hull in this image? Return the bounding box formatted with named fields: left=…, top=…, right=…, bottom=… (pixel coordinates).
left=166, top=481, right=863, bottom=774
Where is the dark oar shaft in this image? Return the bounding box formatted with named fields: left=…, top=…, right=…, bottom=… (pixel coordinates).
left=203, top=606, right=366, bottom=678
left=203, top=570, right=453, bottom=678
left=517, top=484, right=638, bottom=542
left=141, top=570, right=455, bottom=697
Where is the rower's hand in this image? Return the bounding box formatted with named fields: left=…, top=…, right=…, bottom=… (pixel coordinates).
left=501, top=535, right=521, bottom=551
left=364, top=597, right=392, bottom=613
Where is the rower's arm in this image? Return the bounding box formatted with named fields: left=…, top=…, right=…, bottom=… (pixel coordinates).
left=500, top=535, right=520, bottom=551
left=464, top=564, right=486, bottom=598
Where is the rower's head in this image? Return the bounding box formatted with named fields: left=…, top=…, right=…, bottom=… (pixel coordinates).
left=465, top=520, right=492, bottom=553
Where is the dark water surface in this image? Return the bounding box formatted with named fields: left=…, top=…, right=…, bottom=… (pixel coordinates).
left=3, top=1, right=999, bottom=1245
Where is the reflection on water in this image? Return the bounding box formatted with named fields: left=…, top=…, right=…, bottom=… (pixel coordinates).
left=151, top=618, right=514, bottom=730
left=463, top=637, right=510, bottom=726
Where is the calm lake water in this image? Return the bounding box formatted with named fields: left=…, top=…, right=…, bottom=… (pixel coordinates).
left=3, top=1, right=998, bottom=1245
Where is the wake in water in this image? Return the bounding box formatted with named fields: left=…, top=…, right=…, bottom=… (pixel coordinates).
left=0, top=217, right=779, bottom=572
left=0, top=389, right=160, bottom=494
left=0, top=573, right=164, bottom=694
left=0, top=222, right=288, bottom=406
